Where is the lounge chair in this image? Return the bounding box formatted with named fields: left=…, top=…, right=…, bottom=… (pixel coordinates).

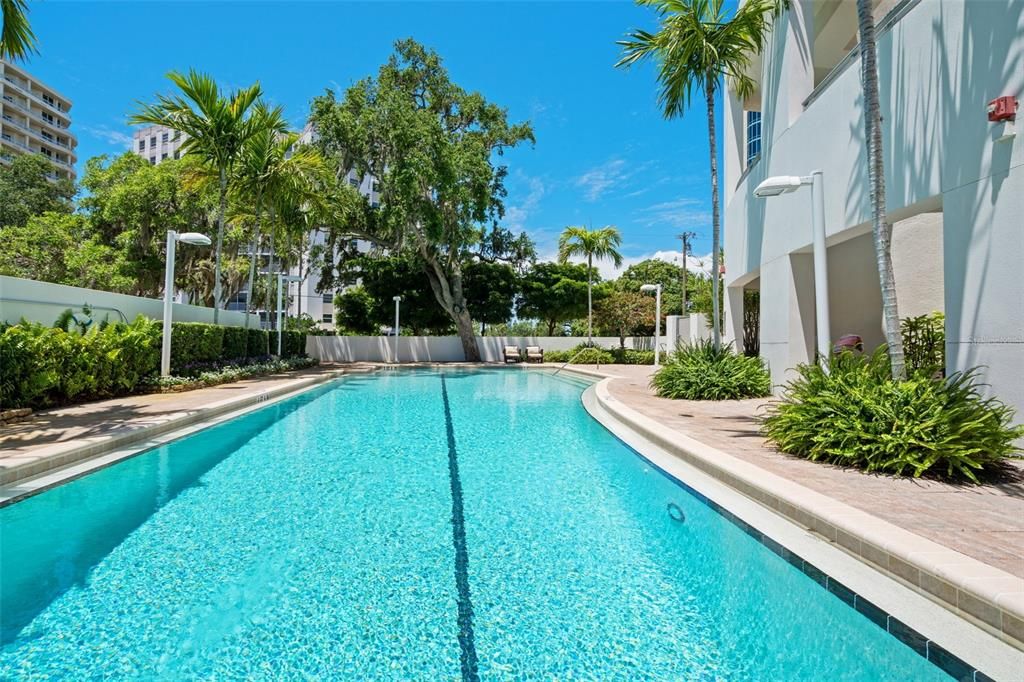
left=503, top=345, right=522, bottom=364
left=525, top=346, right=544, bottom=363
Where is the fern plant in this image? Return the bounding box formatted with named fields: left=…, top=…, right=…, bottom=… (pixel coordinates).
left=651, top=340, right=771, bottom=400
left=762, top=348, right=1022, bottom=481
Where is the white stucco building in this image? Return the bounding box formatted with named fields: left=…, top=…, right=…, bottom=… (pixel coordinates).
left=130, top=124, right=185, bottom=165
left=723, top=0, right=1023, bottom=414
left=0, top=59, right=78, bottom=180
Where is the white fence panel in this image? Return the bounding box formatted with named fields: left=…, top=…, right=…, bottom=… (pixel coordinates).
left=307, top=335, right=655, bottom=363
left=0, top=275, right=260, bottom=327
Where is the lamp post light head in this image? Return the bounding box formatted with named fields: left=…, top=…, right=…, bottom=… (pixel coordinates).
left=177, top=232, right=211, bottom=246
left=393, top=296, right=401, bottom=302
left=753, top=175, right=806, bottom=197
left=640, top=284, right=659, bottom=293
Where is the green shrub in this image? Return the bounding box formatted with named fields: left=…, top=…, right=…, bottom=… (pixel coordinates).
left=142, top=356, right=318, bottom=392
left=543, top=343, right=609, bottom=364
left=902, top=312, right=945, bottom=375
left=651, top=340, right=772, bottom=400
left=221, top=326, right=248, bottom=360
left=158, top=322, right=223, bottom=371
left=0, top=323, right=62, bottom=408
left=247, top=328, right=269, bottom=357
left=268, top=330, right=280, bottom=356
left=610, top=348, right=655, bottom=365
left=762, top=348, right=1023, bottom=481
left=281, top=330, right=306, bottom=357
left=0, top=317, right=161, bottom=409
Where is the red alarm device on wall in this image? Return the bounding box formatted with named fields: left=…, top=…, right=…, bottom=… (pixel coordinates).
left=988, top=95, right=1018, bottom=122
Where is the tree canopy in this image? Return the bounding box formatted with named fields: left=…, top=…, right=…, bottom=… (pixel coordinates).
left=0, top=154, right=75, bottom=228
left=309, top=38, right=535, bottom=360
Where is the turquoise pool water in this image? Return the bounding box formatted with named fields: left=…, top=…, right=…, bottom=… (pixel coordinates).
left=1, top=368, right=950, bottom=680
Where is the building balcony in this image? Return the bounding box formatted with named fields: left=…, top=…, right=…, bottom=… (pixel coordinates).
left=3, top=74, right=71, bottom=117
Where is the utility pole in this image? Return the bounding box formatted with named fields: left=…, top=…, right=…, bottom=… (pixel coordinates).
left=677, top=231, right=696, bottom=315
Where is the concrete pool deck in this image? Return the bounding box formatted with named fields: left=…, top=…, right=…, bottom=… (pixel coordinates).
left=553, top=362, right=1023, bottom=650
left=0, top=364, right=361, bottom=494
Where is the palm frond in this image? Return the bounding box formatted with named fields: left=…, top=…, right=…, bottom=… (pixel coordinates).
left=0, top=0, right=36, bottom=61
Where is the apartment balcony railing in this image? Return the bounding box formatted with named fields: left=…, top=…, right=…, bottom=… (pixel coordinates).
left=3, top=75, right=70, bottom=117
left=801, top=0, right=921, bottom=109
left=0, top=134, right=30, bottom=151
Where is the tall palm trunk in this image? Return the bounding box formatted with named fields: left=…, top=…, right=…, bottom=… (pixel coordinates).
left=706, top=83, right=721, bottom=351
left=587, top=252, right=593, bottom=345
left=213, top=166, right=227, bottom=324
left=244, top=206, right=262, bottom=330
left=856, top=0, right=906, bottom=380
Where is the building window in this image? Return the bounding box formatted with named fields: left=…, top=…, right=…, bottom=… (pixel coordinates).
left=371, top=200, right=380, bottom=209
left=372, top=180, right=380, bottom=192
left=173, top=131, right=181, bottom=141
left=173, top=151, right=180, bottom=160
left=745, top=111, right=762, bottom=165
left=161, top=132, right=169, bottom=143
left=349, top=177, right=359, bottom=188
left=42, top=94, right=55, bottom=106
left=161, top=153, right=168, bottom=160
left=149, top=156, right=156, bottom=165
left=138, top=140, right=145, bottom=151
left=149, top=136, right=156, bottom=148
left=322, top=292, right=333, bottom=304
left=322, top=313, right=333, bottom=324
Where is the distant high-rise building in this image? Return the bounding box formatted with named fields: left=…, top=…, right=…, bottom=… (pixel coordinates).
left=0, top=59, right=78, bottom=181
left=130, top=124, right=186, bottom=165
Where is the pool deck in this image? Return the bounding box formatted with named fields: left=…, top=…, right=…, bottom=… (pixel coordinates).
left=0, top=364, right=358, bottom=492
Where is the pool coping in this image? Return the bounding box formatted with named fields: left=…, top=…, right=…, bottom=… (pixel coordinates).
left=0, top=366, right=358, bottom=505
left=574, top=373, right=1024, bottom=654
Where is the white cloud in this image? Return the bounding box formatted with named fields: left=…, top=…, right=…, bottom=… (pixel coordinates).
left=634, top=198, right=711, bottom=229
left=82, top=125, right=133, bottom=148
left=505, top=175, right=546, bottom=232
left=575, top=158, right=629, bottom=201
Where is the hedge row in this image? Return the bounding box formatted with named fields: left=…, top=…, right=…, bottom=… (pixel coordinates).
left=544, top=344, right=655, bottom=365
left=1, top=317, right=308, bottom=409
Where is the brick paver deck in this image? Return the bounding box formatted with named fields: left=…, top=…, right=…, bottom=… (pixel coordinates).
left=574, top=363, right=1024, bottom=578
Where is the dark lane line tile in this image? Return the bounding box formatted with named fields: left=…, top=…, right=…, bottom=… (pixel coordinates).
left=440, top=375, right=480, bottom=682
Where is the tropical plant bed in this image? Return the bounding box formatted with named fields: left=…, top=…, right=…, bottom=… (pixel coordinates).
left=762, top=349, right=1023, bottom=482
left=651, top=340, right=772, bottom=400
left=141, top=357, right=319, bottom=393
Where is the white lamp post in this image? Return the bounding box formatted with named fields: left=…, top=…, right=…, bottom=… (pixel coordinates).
left=161, top=230, right=211, bottom=376
left=392, top=296, right=401, bottom=364
left=640, top=283, right=662, bottom=366
left=276, top=273, right=303, bottom=355
left=754, top=171, right=831, bottom=367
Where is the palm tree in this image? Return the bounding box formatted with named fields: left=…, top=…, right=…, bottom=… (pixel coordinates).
left=232, top=103, right=296, bottom=328
left=617, top=0, right=778, bottom=351
left=1, top=0, right=36, bottom=60
left=258, top=140, right=323, bottom=331
left=558, top=225, right=623, bottom=345
left=130, top=70, right=264, bottom=322
left=856, top=0, right=906, bottom=380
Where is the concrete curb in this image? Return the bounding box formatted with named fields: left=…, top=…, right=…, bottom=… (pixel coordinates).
left=585, top=376, right=1024, bottom=650
left=0, top=368, right=349, bottom=490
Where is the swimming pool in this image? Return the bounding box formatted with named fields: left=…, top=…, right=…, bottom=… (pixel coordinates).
left=1, top=368, right=957, bottom=679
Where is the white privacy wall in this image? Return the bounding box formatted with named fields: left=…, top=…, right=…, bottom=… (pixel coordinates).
left=307, top=336, right=655, bottom=363
left=0, top=276, right=260, bottom=327
left=722, top=0, right=1024, bottom=414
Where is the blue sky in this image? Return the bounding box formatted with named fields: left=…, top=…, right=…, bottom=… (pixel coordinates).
left=24, top=1, right=722, bottom=276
